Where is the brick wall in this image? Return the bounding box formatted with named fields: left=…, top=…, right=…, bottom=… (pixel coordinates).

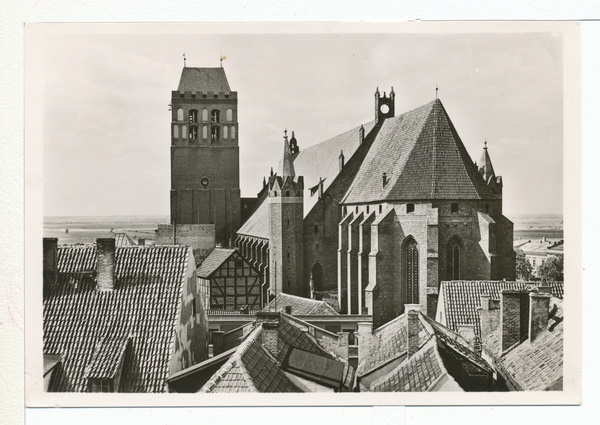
left=156, top=224, right=216, bottom=265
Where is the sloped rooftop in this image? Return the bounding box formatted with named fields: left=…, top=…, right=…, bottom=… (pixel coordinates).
left=262, top=293, right=339, bottom=316
left=343, top=99, right=496, bottom=203
left=177, top=67, right=231, bottom=92
left=438, top=280, right=564, bottom=337
left=197, top=248, right=236, bottom=278
left=43, top=244, right=191, bottom=392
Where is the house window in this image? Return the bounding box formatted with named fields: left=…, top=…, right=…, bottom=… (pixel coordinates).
left=100, top=379, right=111, bottom=392
left=211, top=110, right=220, bottom=123
left=226, top=109, right=233, bottom=121
left=404, top=238, right=419, bottom=305
left=532, top=258, right=536, bottom=267
left=201, top=108, right=208, bottom=121
left=446, top=237, right=462, bottom=280
left=451, top=203, right=459, bottom=213
left=314, top=224, right=319, bottom=233
left=177, top=108, right=184, bottom=121
left=407, top=203, right=415, bottom=213
left=379, top=205, right=382, bottom=214
left=189, top=109, right=198, bottom=123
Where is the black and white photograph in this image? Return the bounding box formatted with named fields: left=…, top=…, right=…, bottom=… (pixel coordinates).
left=24, top=22, right=580, bottom=406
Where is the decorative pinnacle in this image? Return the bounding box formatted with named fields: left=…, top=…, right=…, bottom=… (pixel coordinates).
left=436, top=84, right=438, bottom=98
left=183, top=53, right=186, bottom=67
left=284, top=128, right=288, bottom=141
left=484, top=140, right=488, bottom=149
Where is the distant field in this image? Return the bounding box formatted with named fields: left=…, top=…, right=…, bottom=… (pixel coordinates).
left=507, top=214, right=564, bottom=241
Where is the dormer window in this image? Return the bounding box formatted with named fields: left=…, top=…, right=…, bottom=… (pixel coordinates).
left=451, top=203, right=459, bottom=213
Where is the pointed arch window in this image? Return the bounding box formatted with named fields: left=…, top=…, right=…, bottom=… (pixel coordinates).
left=181, top=125, right=187, bottom=139
left=173, top=125, right=179, bottom=139
left=202, top=125, right=208, bottom=139
left=211, top=126, right=220, bottom=141
left=211, top=110, right=220, bottom=123
left=189, top=109, right=198, bottom=123
left=446, top=236, right=462, bottom=280
left=403, top=238, right=419, bottom=305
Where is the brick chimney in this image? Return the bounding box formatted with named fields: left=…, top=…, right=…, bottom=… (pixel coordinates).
left=256, top=311, right=280, bottom=358
left=477, top=294, right=501, bottom=342
left=405, top=304, right=421, bottom=358
left=529, top=291, right=551, bottom=342
left=96, top=238, right=116, bottom=292
left=43, top=238, right=59, bottom=297
left=500, top=290, right=530, bottom=352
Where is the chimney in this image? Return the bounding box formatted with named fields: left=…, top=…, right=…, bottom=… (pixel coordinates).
left=529, top=291, right=551, bottom=342
left=536, top=285, right=552, bottom=295
left=406, top=304, right=421, bottom=358
left=336, top=332, right=350, bottom=361
left=500, top=290, right=529, bottom=352
left=211, top=331, right=225, bottom=356
left=457, top=324, right=476, bottom=348
left=96, top=238, right=116, bottom=292
left=256, top=311, right=280, bottom=358
left=339, top=150, right=345, bottom=171
left=359, top=125, right=365, bottom=144
left=43, top=238, right=59, bottom=297
left=478, top=294, right=501, bottom=342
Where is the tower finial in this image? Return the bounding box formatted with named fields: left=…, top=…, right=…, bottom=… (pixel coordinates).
left=183, top=52, right=186, bottom=68
left=284, top=128, right=288, bottom=142
left=220, top=52, right=223, bottom=68
left=436, top=83, right=438, bottom=98
left=484, top=139, right=488, bottom=149
left=282, top=130, right=295, bottom=178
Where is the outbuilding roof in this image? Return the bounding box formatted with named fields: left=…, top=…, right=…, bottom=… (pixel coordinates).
left=43, top=244, right=191, bottom=392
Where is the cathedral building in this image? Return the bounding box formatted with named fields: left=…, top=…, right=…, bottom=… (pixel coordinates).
left=237, top=89, right=515, bottom=325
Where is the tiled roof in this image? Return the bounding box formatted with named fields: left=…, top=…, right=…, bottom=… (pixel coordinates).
left=343, top=99, right=497, bottom=203
left=197, top=248, right=236, bottom=278
left=177, top=67, right=231, bottom=92
left=262, top=293, right=339, bottom=316
left=43, top=245, right=190, bottom=392
left=86, top=335, right=130, bottom=379
left=371, top=339, right=445, bottom=392
left=356, top=313, right=429, bottom=377
left=484, top=297, right=563, bottom=391
left=276, top=318, right=336, bottom=364
left=199, top=326, right=302, bottom=393
left=237, top=120, right=377, bottom=239
left=438, top=280, right=564, bottom=337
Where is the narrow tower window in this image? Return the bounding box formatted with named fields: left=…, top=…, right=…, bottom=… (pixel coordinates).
left=201, top=108, right=208, bottom=121
left=446, top=237, right=462, bottom=280
left=211, top=126, right=220, bottom=140
left=177, top=108, right=184, bottom=121
left=202, top=126, right=208, bottom=139
left=173, top=125, right=179, bottom=139
left=223, top=126, right=228, bottom=139
left=226, top=109, right=233, bottom=122
left=189, top=126, right=197, bottom=141
left=181, top=125, right=187, bottom=139
left=231, top=126, right=236, bottom=139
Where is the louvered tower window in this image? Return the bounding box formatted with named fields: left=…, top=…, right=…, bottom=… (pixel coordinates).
left=404, top=238, right=419, bottom=304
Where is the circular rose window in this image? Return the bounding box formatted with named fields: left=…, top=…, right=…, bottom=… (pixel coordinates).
left=380, top=104, right=390, bottom=114
left=201, top=177, right=210, bottom=187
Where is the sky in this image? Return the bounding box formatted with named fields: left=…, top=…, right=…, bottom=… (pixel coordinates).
left=39, top=24, right=565, bottom=217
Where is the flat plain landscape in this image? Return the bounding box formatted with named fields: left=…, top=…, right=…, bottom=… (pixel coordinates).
left=43, top=213, right=563, bottom=246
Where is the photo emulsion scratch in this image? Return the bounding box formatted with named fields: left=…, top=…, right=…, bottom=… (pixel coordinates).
left=28, top=22, right=580, bottom=405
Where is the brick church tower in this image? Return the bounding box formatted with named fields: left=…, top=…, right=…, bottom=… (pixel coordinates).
left=268, top=131, right=304, bottom=298
left=168, top=66, right=241, bottom=246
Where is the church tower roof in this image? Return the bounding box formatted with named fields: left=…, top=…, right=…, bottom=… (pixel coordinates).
left=281, top=130, right=296, bottom=178
left=343, top=98, right=497, bottom=203
left=177, top=67, right=231, bottom=92
left=478, top=141, right=496, bottom=183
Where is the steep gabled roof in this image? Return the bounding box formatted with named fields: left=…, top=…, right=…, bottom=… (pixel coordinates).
left=262, top=293, right=339, bottom=316
left=343, top=99, right=496, bottom=204
left=197, top=248, right=236, bottom=278
left=177, top=67, right=231, bottom=92
left=438, top=280, right=564, bottom=337
left=43, top=245, right=191, bottom=392
left=237, top=120, right=377, bottom=239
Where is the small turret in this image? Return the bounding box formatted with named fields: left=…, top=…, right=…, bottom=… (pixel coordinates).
left=478, top=141, right=496, bottom=183
left=289, top=131, right=300, bottom=157
left=375, top=86, right=395, bottom=121
left=281, top=129, right=296, bottom=179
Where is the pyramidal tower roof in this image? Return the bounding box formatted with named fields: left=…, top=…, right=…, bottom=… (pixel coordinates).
left=281, top=130, right=296, bottom=178
left=177, top=67, right=231, bottom=92
left=478, top=141, right=496, bottom=183
left=343, top=98, right=497, bottom=203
